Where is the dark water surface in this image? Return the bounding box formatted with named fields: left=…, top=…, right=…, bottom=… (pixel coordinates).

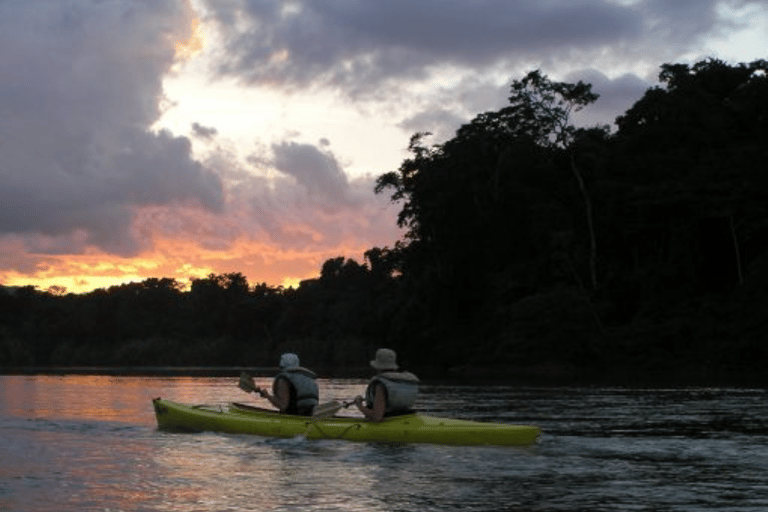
left=1, top=375, right=767, bottom=511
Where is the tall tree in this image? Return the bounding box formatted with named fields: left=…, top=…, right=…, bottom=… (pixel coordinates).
left=374, top=71, right=605, bottom=365
left=504, top=70, right=602, bottom=289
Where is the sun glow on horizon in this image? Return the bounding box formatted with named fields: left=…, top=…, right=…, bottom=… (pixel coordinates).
left=0, top=230, right=378, bottom=294
left=0, top=255, right=311, bottom=295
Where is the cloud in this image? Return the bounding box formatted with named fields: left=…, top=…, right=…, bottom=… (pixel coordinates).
left=0, top=0, right=223, bottom=255
left=232, top=139, right=398, bottom=249
left=270, top=141, right=351, bottom=206
left=398, top=109, right=467, bottom=145
left=200, top=0, right=767, bottom=147
left=206, top=0, right=765, bottom=95
left=208, top=0, right=641, bottom=92
left=396, top=75, right=515, bottom=143
left=192, top=122, right=219, bottom=139
left=565, top=69, right=652, bottom=128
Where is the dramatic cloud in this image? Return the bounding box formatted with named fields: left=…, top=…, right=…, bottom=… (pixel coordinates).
left=0, top=0, right=223, bottom=255
left=207, top=0, right=763, bottom=93
left=197, top=0, right=768, bottom=147
left=209, top=0, right=641, bottom=91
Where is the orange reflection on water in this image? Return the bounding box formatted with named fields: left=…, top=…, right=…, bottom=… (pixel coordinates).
left=1, top=375, right=386, bottom=511
left=0, top=374, right=229, bottom=425
left=2, top=375, right=147, bottom=424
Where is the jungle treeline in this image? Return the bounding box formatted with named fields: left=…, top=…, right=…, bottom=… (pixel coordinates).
left=2, top=59, right=768, bottom=384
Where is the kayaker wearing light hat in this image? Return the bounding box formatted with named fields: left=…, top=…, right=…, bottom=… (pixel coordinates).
left=354, top=348, right=419, bottom=422
left=259, top=353, right=319, bottom=416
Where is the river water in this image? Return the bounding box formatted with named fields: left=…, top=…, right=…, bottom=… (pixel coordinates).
left=1, top=375, right=767, bottom=511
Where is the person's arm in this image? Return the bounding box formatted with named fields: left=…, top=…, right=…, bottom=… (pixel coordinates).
left=261, top=378, right=291, bottom=412
left=354, top=383, right=386, bottom=422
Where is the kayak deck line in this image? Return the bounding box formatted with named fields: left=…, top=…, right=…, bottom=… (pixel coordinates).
left=152, top=398, right=541, bottom=446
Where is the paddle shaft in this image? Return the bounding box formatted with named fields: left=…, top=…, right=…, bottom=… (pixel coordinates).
left=312, top=399, right=356, bottom=418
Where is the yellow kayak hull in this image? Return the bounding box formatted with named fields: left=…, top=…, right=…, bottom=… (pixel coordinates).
left=152, top=398, right=540, bottom=447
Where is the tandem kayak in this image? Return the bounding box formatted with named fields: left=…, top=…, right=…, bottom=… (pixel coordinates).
left=152, top=398, right=541, bottom=447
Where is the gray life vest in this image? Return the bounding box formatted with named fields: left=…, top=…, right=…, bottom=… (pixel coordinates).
left=274, top=367, right=319, bottom=415
left=365, top=371, right=419, bottom=416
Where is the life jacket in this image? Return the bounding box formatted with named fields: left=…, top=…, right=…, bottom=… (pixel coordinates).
left=274, top=367, right=319, bottom=415
left=365, top=371, right=419, bottom=416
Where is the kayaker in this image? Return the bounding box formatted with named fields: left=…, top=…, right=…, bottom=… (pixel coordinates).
left=353, top=348, right=419, bottom=422
left=259, top=353, right=319, bottom=416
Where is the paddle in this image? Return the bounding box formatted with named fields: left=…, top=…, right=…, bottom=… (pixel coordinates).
left=312, top=399, right=356, bottom=418
left=238, top=372, right=265, bottom=397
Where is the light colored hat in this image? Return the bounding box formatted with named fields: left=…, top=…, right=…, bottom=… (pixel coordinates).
left=279, top=353, right=300, bottom=369
left=370, top=348, right=399, bottom=371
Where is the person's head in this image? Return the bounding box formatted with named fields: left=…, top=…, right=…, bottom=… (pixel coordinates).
left=370, top=348, right=399, bottom=372
left=279, top=352, right=300, bottom=370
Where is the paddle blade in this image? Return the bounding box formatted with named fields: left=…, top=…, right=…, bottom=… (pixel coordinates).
left=238, top=372, right=260, bottom=394
left=312, top=401, right=342, bottom=418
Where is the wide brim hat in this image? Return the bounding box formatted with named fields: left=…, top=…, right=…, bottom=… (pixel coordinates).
left=370, top=348, right=399, bottom=370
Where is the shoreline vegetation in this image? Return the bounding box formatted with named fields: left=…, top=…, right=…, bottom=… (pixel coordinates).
left=3, top=60, right=768, bottom=389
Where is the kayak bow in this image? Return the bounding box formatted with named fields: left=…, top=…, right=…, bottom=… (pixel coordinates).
left=152, top=398, right=540, bottom=446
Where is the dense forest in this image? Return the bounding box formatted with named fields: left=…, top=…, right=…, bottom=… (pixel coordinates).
left=2, top=59, right=768, bottom=385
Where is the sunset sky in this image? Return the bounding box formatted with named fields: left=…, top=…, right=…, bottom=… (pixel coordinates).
left=1, top=0, right=766, bottom=294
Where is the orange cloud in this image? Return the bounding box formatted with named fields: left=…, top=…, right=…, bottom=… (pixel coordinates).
left=0, top=199, right=403, bottom=294
left=174, top=18, right=205, bottom=62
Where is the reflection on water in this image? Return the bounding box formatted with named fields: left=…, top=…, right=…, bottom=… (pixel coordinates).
left=1, top=375, right=768, bottom=511
left=2, top=375, right=168, bottom=424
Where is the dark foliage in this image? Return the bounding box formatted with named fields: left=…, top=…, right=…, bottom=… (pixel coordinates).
left=2, top=59, right=768, bottom=384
